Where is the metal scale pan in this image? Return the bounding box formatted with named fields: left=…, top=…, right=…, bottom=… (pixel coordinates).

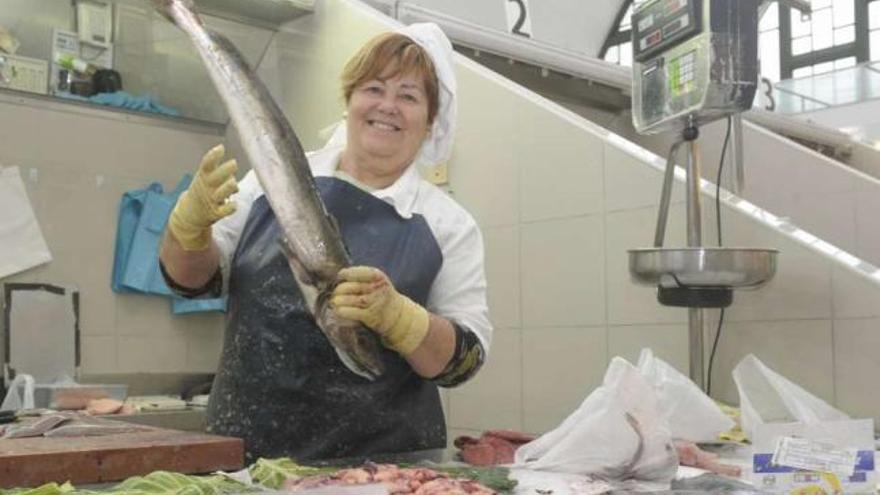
left=629, top=247, right=777, bottom=289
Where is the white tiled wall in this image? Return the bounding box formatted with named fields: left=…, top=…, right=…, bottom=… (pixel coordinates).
left=833, top=318, right=880, bottom=419
left=448, top=329, right=523, bottom=432
left=482, top=226, right=521, bottom=330
left=521, top=326, right=607, bottom=434
left=702, top=317, right=836, bottom=406
left=0, top=97, right=226, bottom=375
left=520, top=216, right=606, bottom=328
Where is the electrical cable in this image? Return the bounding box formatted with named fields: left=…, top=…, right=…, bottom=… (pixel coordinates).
left=706, top=115, right=732, bottom=396
left=715, top=116, right=732, bottom=247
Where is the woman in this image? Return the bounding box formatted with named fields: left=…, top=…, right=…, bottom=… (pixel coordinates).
left=159, top=23, right=492, bottom=462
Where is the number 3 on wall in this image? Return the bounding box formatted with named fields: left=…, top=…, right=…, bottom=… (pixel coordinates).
left=505, top=0, right=533, bottom=38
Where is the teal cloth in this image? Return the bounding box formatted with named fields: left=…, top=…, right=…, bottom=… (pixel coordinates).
left=60, top=91, right=181, bottom=116
left=111, top=175, right=226, bottom=315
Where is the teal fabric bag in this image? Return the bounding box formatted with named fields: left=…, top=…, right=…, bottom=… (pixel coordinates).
left=111, top=175, right=226, bottom=314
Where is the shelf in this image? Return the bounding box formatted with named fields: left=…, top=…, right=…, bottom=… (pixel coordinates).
left=197, top=0, right=315, bottom=29
left=0, top=86, right=225, bottom=135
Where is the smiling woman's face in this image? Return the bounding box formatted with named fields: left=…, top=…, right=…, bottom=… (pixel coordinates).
left=344, top=67, right=431, bottom=176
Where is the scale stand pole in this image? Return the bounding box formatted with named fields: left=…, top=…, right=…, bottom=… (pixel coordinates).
left=684, top=122, right=706, bottom=390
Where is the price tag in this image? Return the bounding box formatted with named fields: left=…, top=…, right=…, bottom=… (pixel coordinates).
left=772, top=436, right=858, bottom=477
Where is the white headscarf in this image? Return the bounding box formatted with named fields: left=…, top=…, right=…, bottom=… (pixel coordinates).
left=323, top=23, right=457, bottom=168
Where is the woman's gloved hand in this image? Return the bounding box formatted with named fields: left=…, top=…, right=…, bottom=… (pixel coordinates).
left=331, top=266, right=429, bottom=356
left=168, top=144, right=239, bottom=250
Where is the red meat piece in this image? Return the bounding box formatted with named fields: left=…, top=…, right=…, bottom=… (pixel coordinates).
left=454, top=430, right=536, bottom=466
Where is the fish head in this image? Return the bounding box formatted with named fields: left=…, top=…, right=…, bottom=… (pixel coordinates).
left=315, top=291, right=385, bottom=381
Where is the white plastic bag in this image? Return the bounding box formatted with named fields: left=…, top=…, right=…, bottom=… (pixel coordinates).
left=733, top=354, right=848, bottom=441
left=1, top=374, right=35, bottom=411
left=514, top=358, right=678, bottom=482
left=637, top=348, right=734, bottom=442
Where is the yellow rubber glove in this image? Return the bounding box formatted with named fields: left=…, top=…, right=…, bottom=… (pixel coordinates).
left=331, top=266, right=430, bottom=356
left=168, top=144, right=239, bottom=251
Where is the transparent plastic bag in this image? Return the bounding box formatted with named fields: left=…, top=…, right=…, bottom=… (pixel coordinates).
left=514, top=358, right=678, bottom=482
left=637, top=348, right=734, bottom=442
left=732, top=354, right=848, bottom=441
left=1, top=373, right=34, bottom=411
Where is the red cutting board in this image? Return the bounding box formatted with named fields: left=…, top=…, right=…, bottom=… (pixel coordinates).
left=0, top=422, right=244, bottom=488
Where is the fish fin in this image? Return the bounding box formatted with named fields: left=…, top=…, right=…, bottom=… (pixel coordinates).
left=327, top=212, right=342, bottom=237
left=325, top=213, right=353, bottom=258
left=278, top=237, right=322, bottom=317
left=334, top=347, right=377, bottom=380
left=278, top=237, right=316, bottom=286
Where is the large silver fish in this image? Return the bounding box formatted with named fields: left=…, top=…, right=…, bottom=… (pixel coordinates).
left=153, top=0, right=384, bottom=380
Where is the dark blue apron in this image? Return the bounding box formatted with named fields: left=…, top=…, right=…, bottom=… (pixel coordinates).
left=206, top=177, right=445, bottom=462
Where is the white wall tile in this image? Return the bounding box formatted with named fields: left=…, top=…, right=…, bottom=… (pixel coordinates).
left=790, top=192, right=857, bottom=255
left=0, top=102, right=221, bottom=185
left=604, top=141, right=684, bottom=212
left=57, top=178, right=122, bottom=337
left=855, top=188, right=880, bottom=269
left=80, top=336, right=118, bottom=374
left=739, top=124, right=856, bottom=196
left=833, top=318, right=880, bottom=420
left=484, top=226, right=521, bottom=329
left=448, top=329, right=522, bottom=432
left=450, top=70, right=521, bottom=228
left=719, top=210, right=833, bottom=322
left=832, top=266, right=880, bottom=319
left=79, top=286, right=117, bottom=337
left=607, top=324, right=689, bottom=373
left=687, top=120, right=797, bottom=200
left=521, top=215, right=605, bottom=327
left=519, top=104, right=604, bottom=222
left=117, top=334, right=188, bottom=373
left=114, top=293, right=174, bottom=336
left=449, top=132, right=519, bottom=228
left=605, top=206, right=688, bottom=325
left=522, top=326, right=607, bottom=434
left=183, top=325, right=224, bottom=373
left=702, top=319, right=834, bottom=406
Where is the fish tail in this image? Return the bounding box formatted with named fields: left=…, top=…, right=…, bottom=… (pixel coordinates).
left=151, top=0, right=200, bottom=25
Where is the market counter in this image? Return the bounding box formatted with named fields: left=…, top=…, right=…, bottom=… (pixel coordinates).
left=111, top=407, right=208, bottom=433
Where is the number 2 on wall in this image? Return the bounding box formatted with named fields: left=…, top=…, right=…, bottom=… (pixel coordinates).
left=506, top=0, right=533, bottom=38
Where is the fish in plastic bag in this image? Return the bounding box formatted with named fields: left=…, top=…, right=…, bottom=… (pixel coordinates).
left=514, top=358, right=678, bottom=483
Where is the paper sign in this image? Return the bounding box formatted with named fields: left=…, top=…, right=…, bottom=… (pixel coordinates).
left=752, top=420, right=876, bottom=494
left=0, top=166, right=52, bottom=278
left=772, top=436, right=857, bottom=477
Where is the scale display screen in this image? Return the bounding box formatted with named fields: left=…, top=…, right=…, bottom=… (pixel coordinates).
left=632, top=0, right=702, bottom=62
